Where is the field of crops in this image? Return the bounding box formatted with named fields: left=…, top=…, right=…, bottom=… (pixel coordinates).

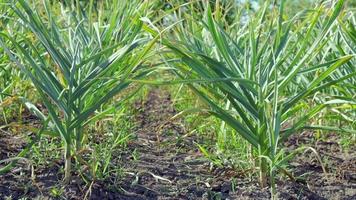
left=0, top=0, right=355, bottom=199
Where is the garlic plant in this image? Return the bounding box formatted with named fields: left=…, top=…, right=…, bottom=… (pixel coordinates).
left=0, top=0, right=155, bottom=182
left=162, top=0, right=352, bottom=195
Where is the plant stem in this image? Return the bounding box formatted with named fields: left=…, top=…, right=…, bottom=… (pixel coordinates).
left=259, top=157, right=268, bottom=188
left=270, top=169, right=276, bottom=200
left=75, top=128, right=82, bottom=152
left=64, top=143, right=71, bottom=184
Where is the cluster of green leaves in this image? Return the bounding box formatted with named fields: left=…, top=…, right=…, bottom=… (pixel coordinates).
left=160, top=0, right=354, bottom=195
left=0, top=0, right=157, bottom=182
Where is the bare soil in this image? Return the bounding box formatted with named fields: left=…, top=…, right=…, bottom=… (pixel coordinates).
left=0, top=89, right=355, bottom=199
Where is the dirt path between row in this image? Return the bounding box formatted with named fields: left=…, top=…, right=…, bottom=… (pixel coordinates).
left=112, top=89, right=233, bottom=199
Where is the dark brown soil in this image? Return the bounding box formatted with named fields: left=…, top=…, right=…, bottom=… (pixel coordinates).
left=0, top=89, right=355, bottom=200
left=282, top=132, right=356, bottom=200
left=111, top=89, right=236, bottom=200
left=226, top=130, right=356, bottom=200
